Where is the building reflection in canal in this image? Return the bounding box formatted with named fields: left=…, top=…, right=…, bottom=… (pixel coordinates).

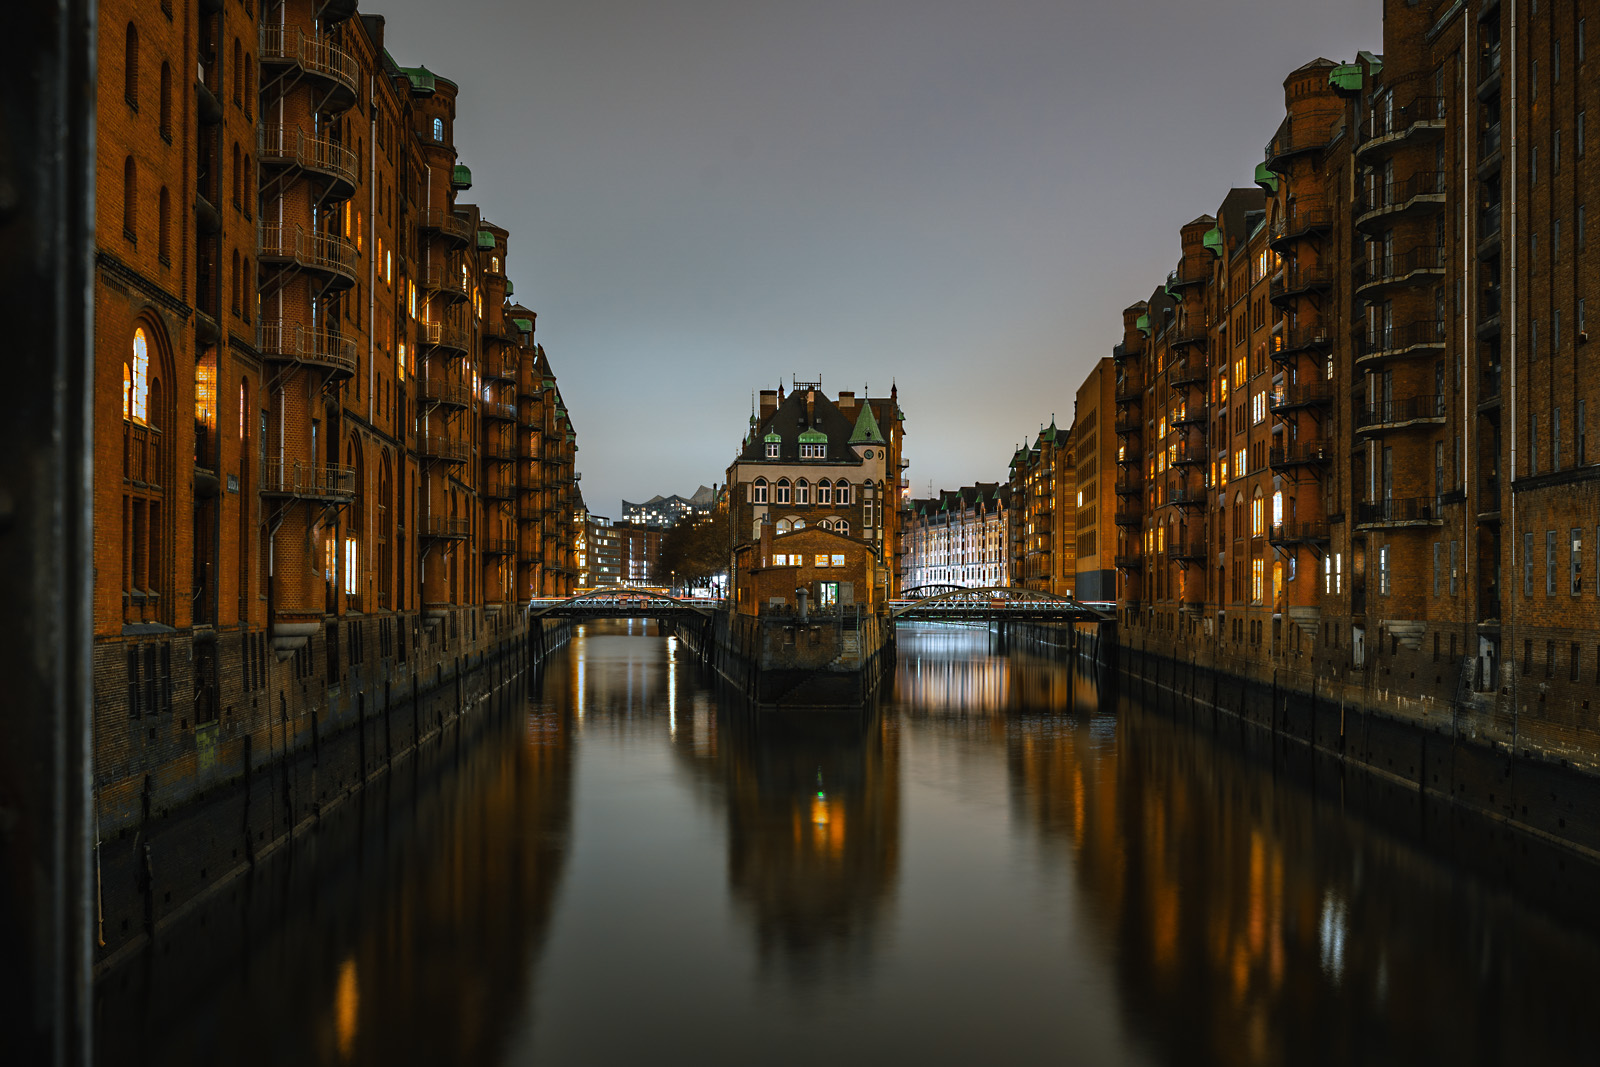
left=94, top=682, right=575, bottom=1067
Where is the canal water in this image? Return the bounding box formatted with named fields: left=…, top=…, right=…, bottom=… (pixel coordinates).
left=97, top=620, right=1600, bottom=1066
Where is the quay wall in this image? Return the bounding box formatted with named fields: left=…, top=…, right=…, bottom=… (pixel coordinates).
left=91, top=611, right=571, bottom=973
left=676, top=612, right=893, bottom=707
left=1104, top=624, right=1600, bottom=862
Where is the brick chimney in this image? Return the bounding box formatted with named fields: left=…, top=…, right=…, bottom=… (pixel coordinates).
left=837, top=390, right=855, bottom=408
left=759, top=514, right=773, bottom=566
left=759, top=390, right=778, bottom=418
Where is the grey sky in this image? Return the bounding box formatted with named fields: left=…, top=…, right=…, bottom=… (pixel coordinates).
left=372, top=0, right=1380, bottom=516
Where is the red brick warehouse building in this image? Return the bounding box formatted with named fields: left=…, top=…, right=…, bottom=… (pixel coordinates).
left=93, top=0, right=582, bottom=956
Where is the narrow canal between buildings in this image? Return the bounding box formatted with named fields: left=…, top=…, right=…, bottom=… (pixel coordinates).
left=98, top=620, right=1600, bottom=1066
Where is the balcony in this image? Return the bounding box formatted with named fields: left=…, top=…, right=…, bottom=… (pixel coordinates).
left=483, top=400, right=518, bottom=422
left=418, top=320, right=470, bottom=355
left=1114, top=475, right=1143, bottom=497
left=483, top=438, right=518, bottom=461
left=416, top=434, right=469, bottom=464
left=123, top=422, right=164, bottom=488
left=1114, top=372, right=1144, bottom=404
left=1269, top=264, right=1335, bottom=306
left=1114, top=415, right=1143, bottom=435
left=1264, top=124, right=1331, bottom=171
left=257, top=322, right=357, bottom=379
left=1268, top=208, right=1334, bottom=249
left=1168, top=325, right=1208, bottom=351
left=1171, top=404, right=1209, bottom=428
left=1167, top=484, right=1206, bottom=510
left=1113, top=503, right=1144, bottom=527
left=1356, top=94, right=1446, bottom=158
left=1355, top=320, right=1446, bottom=365
left=1268, top=521, right=1331, bottom=547
left=257, top=125, right=357, bottom=199
left=260, top=459, right=355, bottom=501
left=1355, top=394, right=1445, bottom=434
left=1354, top=170, right=1447, bottom=231
left=482, top=538, right=516, bottom=556
left=417, top=377, right=469, bottom=410
left=1272, top=325, right=1333, bottom=363
left=420, top=209, right=473, bottom=247
left=1354, top=246, right=1445, bottom=297
left=1168, top=356, right=1207, bottom=389
left=258, top=224, right=357, bottom=290
left=1113, top=553, right=1143, bottom=570
left=484, top=355, right=519, bottom=381
left=1355, top=496, right=1444, bottom=529
left=1268, top=380, right=1333, bottom=413
left=1479, top=365, right=1503, bottom=410
left=1167, top=264, right=1209, bottom=291
left=422, top=265, right=470, bottom=303
left=1268, top=439, right=1332, bottom=470
left=260, top=26, right=358, bottom=108
left=1171, top=439, right=1206, bottom=466
left=482, top=478, right=516, bottom=501
left=419, top=516, right=471, bottom=540
left=1166, top=539, right=1208, bottom=563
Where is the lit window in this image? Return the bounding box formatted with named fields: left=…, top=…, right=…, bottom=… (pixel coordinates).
left=432, top=117, right=444, bottom=141
left=1251, top=490, right=1264, bottom=536
left=831, top=554, right=845, bottom=566
left=344, top=538, right=358, bottom=595
left=815, top=554, right=830, bottom=568
left=128, top=327, right=149, bottom=422
left=1272, top=490, right=1283, bottom=528
left=1252, top=558, right=1264, bottom=602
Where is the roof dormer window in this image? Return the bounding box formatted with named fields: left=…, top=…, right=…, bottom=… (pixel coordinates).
left=764, top=430, right=781, bottom=458
left=798, top=427, right=827, bottom=458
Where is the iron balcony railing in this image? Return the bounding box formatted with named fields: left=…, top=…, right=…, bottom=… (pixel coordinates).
left=483, top=438, right=518, bottom=461
left=1268, top=521, right=1331, bottom=545
left=1354, top=246, right=1445, bottom=292
left=1273, top=325, right=1333, bottom=360
left=1168, top=355, right=1208, bottom=388
left=483, top=400, right=518, bottom=422
left=419, top=320, right=470, bottom=354
left=1165, top=539, right=1208, bottom=562
left=259, top=26, right=358, bottom=99
left=482, top=538, right=516, bottom=556
left=1356, top=320, right=1446, bottom=361
left=420, top=209, right=473, bottom=245
left=1269, top=264, right=1336, bottom=303
left=1268, top=208, right=1334, bottom=247
left=1113, top=503, right=1144, bottom=526
left=1356, top=393, right=1446, bottom=431
left=417, top=377, right=470, bottom=409
left=1169, top=324, right=1208, bottom=350
left=1265, top=125, right=1331, bottom=168
left=416, top=434, right=469, bottom=463
left=260, top=459, right=355, bottom=500
left=256, top=321, right=357, bottom=378
left=1268, top=439, right=1332, bottom=468
left=1358, top=94, right=1445, bottom=155
left=1113, top=553, right=1143, bottom=570
left=419, top=516, right=471, bottom=540
left=1167, top=264, right=1209, bottom=290
left=257, top=125, right=358, bottom=191
left=258, top=223, right=357, bottom=287
left=124, top=422, right=163, bottom=487
left=1268, top=380, right=1334, bottom=412
left=1355, top=170, right=1447, bottom=225
left=1115, top=372, right=1145, bottom=402
left=1355, top=495, right=1443, bottom=526
left=1114, top=475, right=1143, bottom=496
left=421, top=265, right=470, bottom=300
left=1172, top=404, right=1209, bottom=427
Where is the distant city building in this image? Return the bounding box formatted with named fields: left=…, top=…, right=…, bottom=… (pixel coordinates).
left=612, top=521, right=665, bottom=585
left=904, top=485, right=1009, bottom=589
left=578, top=514, right=623, bottom=588
left=1007, top=420, right=1076, bottom=597
left=621, top=486, right=716, bottom=528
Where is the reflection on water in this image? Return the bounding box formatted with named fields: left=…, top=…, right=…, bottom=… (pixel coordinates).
left=97, top=620, right=1600, bottom=1066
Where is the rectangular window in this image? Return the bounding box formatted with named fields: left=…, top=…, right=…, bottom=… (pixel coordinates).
left=814, top=554, right=830, bottom=568
left=1335, top=551, right=1342, bottom=594
left=1433, top=542, right=1441, bottom=597
left=1380, top=545, right=1391, bottom=595
left=1525, top=531, right=1535, bottom=595
left=1548, top=530, right=1559, bottom=596
left=1573, top=529, right=1584, bottom=595
left=1251, top=558, right=1264, bottom=603
left=831, top=554, right=845, bottom=567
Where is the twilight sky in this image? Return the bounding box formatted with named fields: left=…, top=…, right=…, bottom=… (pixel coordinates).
left=372, top=0, right=1380, bottom=517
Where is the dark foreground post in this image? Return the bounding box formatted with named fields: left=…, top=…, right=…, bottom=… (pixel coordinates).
left=0, top=0, right=97, bottom=1063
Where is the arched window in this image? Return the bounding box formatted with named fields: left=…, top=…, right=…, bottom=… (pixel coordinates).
left=775, top=478, right=790, bottom=504
left=241, top=257, right=251, bottom=322
left=834, top=480, right=850, bottom=505
left=1251, top=488, right=1265, bottom=536
left=432, top=117, right=444, bottom=142
left=776, top=519, right=791, bottom=534
left=232, top=142, right=241, bottom=206
left=796, top=479, right=810, bottom=504
left=793, top=519, right=805, bottom=531
left=751, top=478, right=768, bottom=504
left=124, top=23, right=139, bottom=107
left=243, top=56, right=253, bottom=116
left=232, top=39, right=242, bottom=104
left=159, top=62, right=172, bottom=140
left=817, top=479, right=832, bottom=505
left=1232, top=492, right=1244, bottom=540
left=490, top=255, right=500, bottom=273
left=157, top=187, right=170, bottom=262
left=836, top=520, right=849, bottom=537
left=231, top=250, right=240, bottom=315
left=123, top=157, right=136, bottom=240
left=243, top=155, right=252, bottom=210
left=127, top=328, right=150, bottom=421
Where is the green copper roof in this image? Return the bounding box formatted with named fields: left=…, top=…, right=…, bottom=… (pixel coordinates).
left=512, top=317, right=533, bottom=333
left=402, top=66, right=436, bottom=94
left=798, top=428, right=828, bottom=444
left=452, top=164, right=473, bottom=189
left=476, top=230, right=496, bottom=249
left=1253, top=162, right=1279, bottom=192
left=1135, top=312, right=1151, bottom=335
left=1202, top=226, right=1224, bottom=258
left=504, top=280, right=514, bottom=296
left=764, top=430, right=781, bottom=442
left=565, top=433, right=576, bottom=443
left=1329, top=63, right=1363, bottom=92
left=848, top=401, right=885, bottom=445
left=542, top=377, right=556, bottom=389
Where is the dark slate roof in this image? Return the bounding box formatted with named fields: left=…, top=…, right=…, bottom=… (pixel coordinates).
left=738, top=390, right=892, bottom=465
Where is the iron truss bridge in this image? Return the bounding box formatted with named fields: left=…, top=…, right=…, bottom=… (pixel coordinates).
left=888, top=586, right=1114, bottom=623
left=527, top=588, right=724, bottom=619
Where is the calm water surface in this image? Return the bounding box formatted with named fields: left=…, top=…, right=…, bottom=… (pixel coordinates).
left=98, top=621, right=1600, bottom=1065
